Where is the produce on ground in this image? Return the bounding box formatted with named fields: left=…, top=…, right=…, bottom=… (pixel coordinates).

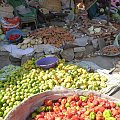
left=102, top=45, right=120, bottom=56
left=8, top=34, right=20, bottom=41
left=31, top=94, right=120, bottom=120
left=0, top=65, right=20, bottom=80
left=18, top=26, right=74, bottom=49
left=17, top=37, right=42, bottom=49
left=0, top=58, right=107, bottom=118
left=29, top=27, right=74, bottom=48
left=18, top=27, right=74, bottom=49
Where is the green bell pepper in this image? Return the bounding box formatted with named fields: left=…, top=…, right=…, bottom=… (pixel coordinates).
left=80, top=95, right=87, bottom=101
left=103, top=109, right=112, bottom=118
left=90, top=112, right=96, bottom=120
left=105, top=117, right=116, bottom=120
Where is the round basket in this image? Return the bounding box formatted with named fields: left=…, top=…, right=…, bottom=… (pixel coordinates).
left=6, top=29, right=23, bottom=44
left=4, top=88, right=120, bottom=120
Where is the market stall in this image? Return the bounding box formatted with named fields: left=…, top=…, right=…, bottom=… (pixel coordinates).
left=0, top=0, right=120, bottom=120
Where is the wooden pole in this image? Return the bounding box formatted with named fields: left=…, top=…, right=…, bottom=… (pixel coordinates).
left=107, top=0, right=111, bottom=25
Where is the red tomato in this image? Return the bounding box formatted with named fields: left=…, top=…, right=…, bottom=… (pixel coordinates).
left=88, top=94, right=94, bottom=102
left=97, top=98, right=103, bottom=103
left=71, top=109, right=77, bottom=114
left=94, top=106, right=99, bottom=113
left=77, top=99, right=82, bottom=106
left=35, top=114, right=44, bottom=119
left=53, top=106, right=61, bottom=113
left=66, top=112, right=73, bottom=119
left=110, top=102, right=116, bottom=108
left=93, top=100, right=99, bottom=106
left=98, top=106, right=105, bottom=112
left=37, top=118, right=46, bottom=120
left=80, top=114, right=85, bottom=119
left=67, top=96, right=74, bottom=102
left=81, top=102, right=87, bottom=106
left=112, top=109, right=119, bottom=117
left=71, top=115, right=79, bottom=120
left=58, top=98, right=62, bottom=103
left=47, top=116, right=55, bottom=120
left=61, top=98, right=67, bottom=105
left=59, top=105, right=65, bottom=110
left=104, top=102, right=111, bottom=109
left=54, top=102, right=60, bottom=106
left=73, top=94, right=80, bottom=101
left=70, top=101, right=76, bottom=107
left=117, top=107, right=120, bottom=114
left=44, top=100, right=53, bottom=106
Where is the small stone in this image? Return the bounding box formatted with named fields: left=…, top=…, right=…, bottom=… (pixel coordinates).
left=34, top=52, right=44, bottom=59
left=74, top=52, right=84, bottom=59
left=74, top=47, right=86, bottom=53
left=60, top=48, right=74, bottom=61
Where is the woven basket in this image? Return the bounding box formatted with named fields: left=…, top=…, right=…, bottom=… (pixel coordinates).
left=39, top=0, right=61, bottom=12
left=5, top=87, right=120, bottom=120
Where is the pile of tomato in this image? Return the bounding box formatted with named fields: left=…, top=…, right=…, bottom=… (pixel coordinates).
left=32, top=94, right=120, bottom=120
left=8, top=34, right=20, bottom=41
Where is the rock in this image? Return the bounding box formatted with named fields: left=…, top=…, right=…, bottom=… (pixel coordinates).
left=34, top=44, right=60, bottom=54
left=88, top=37, right=94, bottom=45
left=92, top=39, right=99, bottom=49
left=84, top=45, right=95, bottom=56
left=74, top=52, right=84, bottom=60
left=9, top=55, right=21, bottom=66
left=74, top=36, right=89, bottom=46
left=63, top=42, right=78, bottom=50
left=98, top=38, right=106, bottom=50
left=21, top=55, right=33, bottom=65
left=34, top=45, right=44, bottom=53
left=74, top=47, right=86, bottom=53
left=34, top=52, right=44, bottom=59
left=60, top=48, right=74, bottom=61
left=0, top=51, right=9, bottom=56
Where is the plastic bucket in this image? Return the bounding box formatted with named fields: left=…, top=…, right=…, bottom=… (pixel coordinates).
left=2, top=23, right=20, bottom=34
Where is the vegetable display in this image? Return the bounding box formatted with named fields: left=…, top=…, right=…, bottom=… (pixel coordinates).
left=18, top=27, right=74, bottom=49
left=29, top=27, right=74, bottom=48
left=101, top=45, right=120, bottom=56
left=0, top=65, right=20, bottom=80
left=31, top=94, right=120, bottom=120
left=17, top=37, right=42, bottom=49
left=0, top=58, right=107, bottom=118
left=8, top=34, right=20, bottom=41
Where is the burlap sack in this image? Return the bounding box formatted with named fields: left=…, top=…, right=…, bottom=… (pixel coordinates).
left=0, top=4, right=14, bottom=17
left=39, top=0, right=61, bottom=12
left=5, top=87, right=120, bottom=120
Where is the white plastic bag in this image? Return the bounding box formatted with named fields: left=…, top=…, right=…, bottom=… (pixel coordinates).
left=114, top=33, right=120, bottom=46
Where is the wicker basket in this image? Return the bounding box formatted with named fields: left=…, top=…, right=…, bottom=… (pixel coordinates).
left=39, top=0, right=61, bottom=12
left=5, top=87, right=120, bottom=120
